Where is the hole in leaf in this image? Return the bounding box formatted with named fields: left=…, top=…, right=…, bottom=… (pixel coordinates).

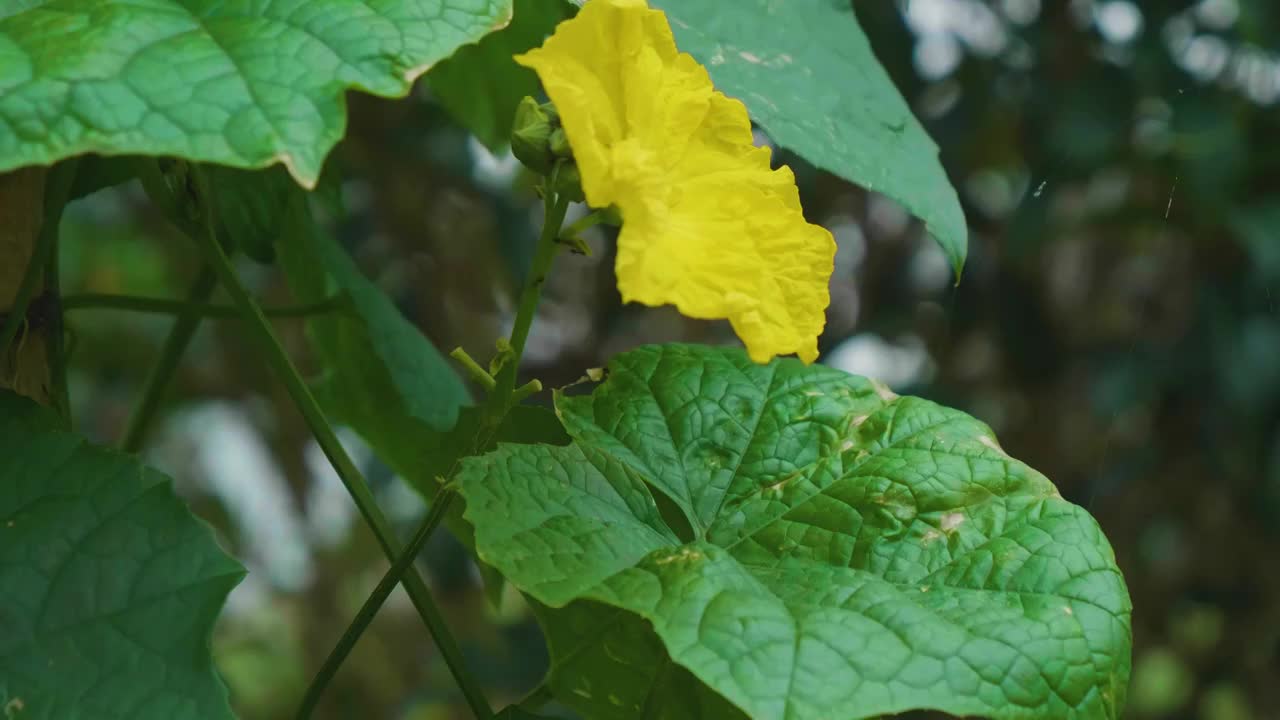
left=651, top=487, right=696, bottom=544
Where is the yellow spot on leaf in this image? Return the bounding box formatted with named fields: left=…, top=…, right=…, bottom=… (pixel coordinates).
left=940, top=512, right=965, bottom=532
left=977, top=435, right=1008, bottom=455
left=655, top=547, right=705, bottom=565
left=871, top=380, right=898, bottom=402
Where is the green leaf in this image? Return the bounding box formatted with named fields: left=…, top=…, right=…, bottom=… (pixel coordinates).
left=425, top=404, right=570, bottom=487
left=0, top=391, right=244, bottom=719
left=429, top=404, right=570, bottom=607
left=0, top=0, right=515, bottom=187
left=649, top=1, right=968, bottom=278
left=430, top=0, right=574, bottom=150
left=459, top=344, right=1132, bottom=720
left=275, top=193, right=471, bottom=485
left=531, top=599, right=746, bottom=720
left=67, top=155, right=139, bottom=200
left=201, top=164, right=297, bottom=264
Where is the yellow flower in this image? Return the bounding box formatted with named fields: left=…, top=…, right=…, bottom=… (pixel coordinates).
left=515, top=0, right=835, bottom=364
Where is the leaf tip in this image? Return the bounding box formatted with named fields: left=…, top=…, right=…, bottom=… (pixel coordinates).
left=270, top=151, right=319, bottom=190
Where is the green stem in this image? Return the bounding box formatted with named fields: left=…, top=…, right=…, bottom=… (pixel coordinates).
left=450, top=347, right=497, bottom=391
left=41, top=161, right=79, bottom=423
left=0, top=208, right=56, bottom=357
left=185, top=169, right=493, bottom=720
left=294, top=486, right=455, bottom=719
left=559, top=208, right=609, bottom=239
left=511, top=193, right=571, bottom=366
left=297, top=187, right=572, bottom=718
left=63, top=292, right=347, bottom=318
left=510, top=379, right=542, bottom=404
left=120, top=268, right=218, bottom=453
left=491, top=189, right=571, bottom=407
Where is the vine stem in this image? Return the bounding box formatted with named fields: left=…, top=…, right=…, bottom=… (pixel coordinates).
left=0, top=230, right=47, bottom=357
left=64, top=292, right=347, bottom=319
left=120, top=268, right=217, bottom=453
left=0, top=170, right=68, bottom=356
left=296, top=187, right=573, bottom=718
left=0, top=163, right=77, bottom=416
left=41, top=161, right=79, bottom=421
left=494, top=188, right=572, bottom=403
left=185, top=172, right=494, bottom=720
left=294, top=482, right=455, bottom=719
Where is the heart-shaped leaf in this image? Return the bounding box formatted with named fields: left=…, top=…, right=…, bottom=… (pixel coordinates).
left=0, top=391, right=244, bottom=719
left=459, top=344, right=1132, bottom=719
left=0, top=0, right=515, bottom=186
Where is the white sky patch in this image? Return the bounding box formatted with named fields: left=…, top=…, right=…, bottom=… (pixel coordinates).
left=303, top=429, right=369, bottom=548
left=1194, top=0, right=1239, bottom=30
left=999, top=0, right=1041, bottom=26
left=1094, top=1, right=1144, bottom=44
left=868, top=194, right=912, bottom=236
left=1164, top=8, right=1280, bottom=105
left=915, top=34, right=962, bottom=79
left=156, top=401, right=314, bottom=602
left=903, top=0, right=1007, bottom=79
left=824, top=333, right=935, bottom=390
left=829, top=215, right=867, bottom=274
left=468, top=135, right=521, bottom=192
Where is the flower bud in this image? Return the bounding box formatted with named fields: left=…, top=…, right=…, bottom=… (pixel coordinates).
left=511, top=96, right=555, bottom=174
left=548, top=127, right=572, bottom=159
left=552, top=160, right=585, bottom=203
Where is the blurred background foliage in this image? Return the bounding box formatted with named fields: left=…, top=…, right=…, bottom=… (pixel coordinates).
left=53, top=0, right=1278, bottom=717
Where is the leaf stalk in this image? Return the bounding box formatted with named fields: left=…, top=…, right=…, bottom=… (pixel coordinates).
left=298, top=182, right=573, bottom=718
left=120, top=268, right=218, bottom=452
left=182, top=164, right=494, bottom=720
left=63, top=292, right=348, bottom=319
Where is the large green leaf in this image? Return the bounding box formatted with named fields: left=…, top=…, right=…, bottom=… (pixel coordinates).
left=0, top=0, right=515, bottom=187
left=429, top=0, right=573, bottom=150
left=275, top=192, right=471, bottom=484
left=531, top=599, right=746, bottom=720
left=649, top=1, right=968, bottom=278
left=459, top=344, right=1132, bottom=719
left=427, top=404, right=571, bottom=606
left=0, top=391, right=244, bottom=719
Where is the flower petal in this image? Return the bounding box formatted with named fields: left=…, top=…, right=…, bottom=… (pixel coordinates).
left=615, top=162, right=833, bottom=364
left=514, top=0, right=675, bottom=207
left=517, top=0, right=836, bottom=363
